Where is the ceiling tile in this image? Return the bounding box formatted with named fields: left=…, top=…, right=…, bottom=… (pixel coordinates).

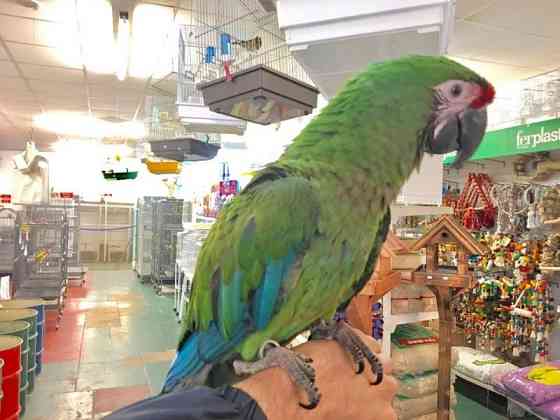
left=464, top=0, right=560, bottom=39
left=0, top=0, right=75, bottom=22
left=20, top=63, right=84, bottom=84
left=0, top=44, right=7, bottom=60
left=0, top=60, right=19, bottom=77
left=455, top=0, right=495, bottom=20
left=449, top=21, right=560, bottom=70
left=0, top=15, right=34, bottom=44
left=0, top=76, right=29, bottom=92
left=6, top=41, right=81, bottom=69
left=28, top=79, right=85, bottom=96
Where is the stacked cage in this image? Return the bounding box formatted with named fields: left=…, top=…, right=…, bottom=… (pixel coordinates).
left=152, top=198, right=184, bottom=294
left=135, top=196, right=164, bottom=281
left=0, top=208, right=17, bottom=274
left=15, top=204, right=69, bottom=327
left=174, top=223, right=212, bottom=321
left=51, top=195, right=85, bottom=284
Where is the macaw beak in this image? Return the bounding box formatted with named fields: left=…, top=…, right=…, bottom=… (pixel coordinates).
left=425, top=107, right=488, bottom=169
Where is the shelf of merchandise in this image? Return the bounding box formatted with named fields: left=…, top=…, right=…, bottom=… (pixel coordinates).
left=540, top=266, right=560, bottom=272
left=452, top=369, right=545, bottom=420
left=381, top=286, right=439, bottom=357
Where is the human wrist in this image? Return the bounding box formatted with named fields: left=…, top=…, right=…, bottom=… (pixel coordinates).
left=234, top=366, right=300, bottom=420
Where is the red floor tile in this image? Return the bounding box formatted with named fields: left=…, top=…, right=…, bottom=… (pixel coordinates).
left=43, top=350, right=81, bottom=363
left=93, top=385, right=150, bottom=414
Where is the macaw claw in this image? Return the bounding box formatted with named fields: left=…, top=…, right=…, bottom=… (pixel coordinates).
left=233, top=340, right=320, bottom=409
left=311, top=320, right=383, bottom=385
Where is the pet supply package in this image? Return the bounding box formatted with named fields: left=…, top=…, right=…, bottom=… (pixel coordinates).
left=452, top=346, right=518, bottom=385
left=392, top=324, right=439, bottom=376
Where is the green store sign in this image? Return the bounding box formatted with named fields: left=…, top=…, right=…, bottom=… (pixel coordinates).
left=443, top=117, right=560, bottom=165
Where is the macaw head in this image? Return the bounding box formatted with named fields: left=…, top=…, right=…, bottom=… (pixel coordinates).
left=418, top=59, right=495, bottom=168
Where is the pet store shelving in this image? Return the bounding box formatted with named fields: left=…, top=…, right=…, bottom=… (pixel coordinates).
left=151, top=198, right=184, bottom=295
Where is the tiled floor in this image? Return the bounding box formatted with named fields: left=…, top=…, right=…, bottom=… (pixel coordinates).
left=26, top=270, right=180, bottom=420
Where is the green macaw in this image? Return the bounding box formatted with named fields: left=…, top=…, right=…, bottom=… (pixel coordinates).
left=163, top=55, right=494, bottom=407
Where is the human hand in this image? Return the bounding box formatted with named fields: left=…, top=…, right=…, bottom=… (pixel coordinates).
left=235, top=327, right=398, bottom=420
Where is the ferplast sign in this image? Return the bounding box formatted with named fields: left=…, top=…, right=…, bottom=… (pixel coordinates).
left=443, top=117, right=560, bottom=165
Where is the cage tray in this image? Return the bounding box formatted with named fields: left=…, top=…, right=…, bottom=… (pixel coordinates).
left=149, top=138, right=220, bottom=162
left=102, top=170, right=138, bottom=181
left=197, top=65, right=319, bottom=125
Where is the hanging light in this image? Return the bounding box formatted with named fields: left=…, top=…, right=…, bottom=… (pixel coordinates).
left=116, top=11, right=130, bottom=81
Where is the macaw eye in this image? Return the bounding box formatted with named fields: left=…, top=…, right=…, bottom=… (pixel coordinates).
left=451, top=84, right=462, bottom=97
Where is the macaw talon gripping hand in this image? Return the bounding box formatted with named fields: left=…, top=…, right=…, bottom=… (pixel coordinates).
left=311, top=320, right=383, bottom=385
left=233, top=340, right=320, bottom=410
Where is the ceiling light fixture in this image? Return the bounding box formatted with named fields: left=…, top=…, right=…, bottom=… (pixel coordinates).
left=116, top=11, right=130, bottom=81
left=33, top=112, right=145, bottom=139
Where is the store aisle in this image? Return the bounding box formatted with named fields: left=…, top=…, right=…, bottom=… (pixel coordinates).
left=26, top=271, right=181, bottom=420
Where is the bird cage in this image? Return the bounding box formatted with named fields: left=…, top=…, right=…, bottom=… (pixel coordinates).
left=0, top=209, right=17, bottom=274
left=177, top=25, right=247, bottom=135
left=144, top=95, right=221, bottom=143
left=178, top=0, right=319, bottom=125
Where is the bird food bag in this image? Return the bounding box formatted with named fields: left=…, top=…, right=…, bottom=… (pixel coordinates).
left=410, top=411, right=456, bottom=420
left=397, top=371, right=439, bottom=398
left=501, top=361, right=560, bottom=407
left=392, top=324, right=439, bottom=376
left=453, top=346, right=518, bottom=385
left=394, top=388, right=456, bottom=420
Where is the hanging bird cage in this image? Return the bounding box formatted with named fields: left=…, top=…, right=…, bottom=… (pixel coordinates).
left=177, top=0, right=319, bottom=125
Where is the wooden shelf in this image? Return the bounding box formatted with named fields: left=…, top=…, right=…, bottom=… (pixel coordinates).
left=544, top=218, right=560, bottom=227
left=540, top=266, right=560, bottom=271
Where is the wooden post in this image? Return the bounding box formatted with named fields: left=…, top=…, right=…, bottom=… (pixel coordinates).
left=430, top=285, right=452, bottom=420
left=427, top=245, right=437, bottom=272
left=457, top=248, right=467, bottom=275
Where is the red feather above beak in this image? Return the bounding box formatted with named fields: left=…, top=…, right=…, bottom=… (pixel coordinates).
left=471, top=83, right=495, bottom=109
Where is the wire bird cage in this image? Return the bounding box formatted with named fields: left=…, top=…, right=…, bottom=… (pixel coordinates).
left=151, top=198, right=184, bottom=294
left=50, top=194, right=85, bottom=284
left=0, top=209, right=17, bottom=274
left=14, top=204, right=70, bottom=328
left=177, top=0, right=318, bottom=125
left=174, top=224, right=211, bottom=321
left=134, top=196, right=164, bottom=280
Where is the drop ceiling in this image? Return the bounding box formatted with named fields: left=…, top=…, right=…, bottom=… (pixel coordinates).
left=0, top=0, right=559, bottom=150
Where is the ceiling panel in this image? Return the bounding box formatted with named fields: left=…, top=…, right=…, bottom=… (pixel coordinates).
left=0, top=60, right=19, bottom=77
left=449, top=21, right=560, bottom=69
left=0, top=76, right=29, bottom=92
left=448, top=56, right=538, bottom=85
left=455, top=0, right=494, bottom=20
left=20, top=63, right=84, bottom=84
left=0, top=15, right=34, bottom=44
left=28, top=79, right=85, bottom=95
left=0, top=0, right=75, bottom=22
left=465, top=0, right=560, bottom=39
left=6, top=41, right=80, bottom=68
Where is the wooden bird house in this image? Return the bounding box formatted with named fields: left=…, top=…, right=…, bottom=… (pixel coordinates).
left=347, top=232, right=423, bottom=335
left=410, top=215, right=488, bottom=420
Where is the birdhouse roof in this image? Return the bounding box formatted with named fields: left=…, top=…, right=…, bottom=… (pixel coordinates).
left=410, top=215, right=488, bottom=255
left=379, top=232, right=409, bottom=258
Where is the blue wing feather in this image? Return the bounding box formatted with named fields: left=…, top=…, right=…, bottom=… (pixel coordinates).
left=253, top=250, right=297, bottom=330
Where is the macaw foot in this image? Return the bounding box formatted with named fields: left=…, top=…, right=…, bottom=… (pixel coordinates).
left=311, top=320, right=383, bottom=385
left=233, top=340, right=320, bottom=409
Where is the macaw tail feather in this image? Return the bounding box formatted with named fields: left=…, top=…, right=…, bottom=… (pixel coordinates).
left=162, top=320, right=248, bottom=393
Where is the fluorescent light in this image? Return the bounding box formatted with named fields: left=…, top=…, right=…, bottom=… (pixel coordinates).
left=129, top=4, right=174, bottom=79
left=33, top=112, right=145, bottom=139
left=116, top=12, right=130, bottom=81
